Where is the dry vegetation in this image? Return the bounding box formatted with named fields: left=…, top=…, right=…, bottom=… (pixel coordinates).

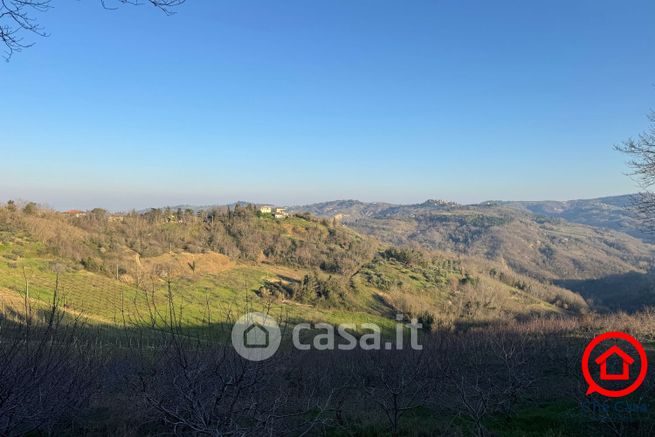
left=298, top=201, right=654, bottom=282
left=1, top=297, right=655, bottom=435
left=1, top=201, right=654, bottom=434
left=0, top=202, right=590, bottom=324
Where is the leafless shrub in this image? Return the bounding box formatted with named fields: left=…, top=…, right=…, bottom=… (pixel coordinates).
left=0, top=281, right=100, bottom=435
left=351, top=347, right=438, bottom=434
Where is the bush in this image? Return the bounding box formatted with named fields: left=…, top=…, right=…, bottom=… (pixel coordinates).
left=22, top=202, right=37, bottom=215
left=418, top=310, right=436, bottom=332
left=459, top=273, right=479, bottom=287
left=81, top=256, right=104, bottom=273
left=381, top=247, right=425, bottom=266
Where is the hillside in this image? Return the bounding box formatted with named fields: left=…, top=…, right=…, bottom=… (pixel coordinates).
left=291, top=199, right=655, bottom=285
left=0, top=203, right=588, bottom=331
left=293, top=199, right=460, bottom=222
left=500, top=194, right=654, bottom=243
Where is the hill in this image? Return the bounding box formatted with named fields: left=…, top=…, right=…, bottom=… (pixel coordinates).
left=291, top=198, right=654, bottom=286
left=500, top=194, right=654, bottom=243
left=0, top=203, right=588, bottom=331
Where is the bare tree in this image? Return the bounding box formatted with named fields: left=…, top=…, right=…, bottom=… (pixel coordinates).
left=0, top=277, right=100, bottom=435
left=0, top=0, right=185, bottom=60
left=132, top=282, right=335, bottom=436
left=348, top=338, right=447, bottom=435
left=616, top=111, right=655, bottom=231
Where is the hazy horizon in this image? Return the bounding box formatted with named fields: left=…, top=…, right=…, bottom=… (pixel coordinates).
left=0, top=190, right=638, bottom=213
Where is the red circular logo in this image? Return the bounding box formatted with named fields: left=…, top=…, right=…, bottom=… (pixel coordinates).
left=582, top=331, right=648, bottom=398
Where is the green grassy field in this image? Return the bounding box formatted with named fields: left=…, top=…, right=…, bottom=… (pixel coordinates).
left=0, top=238, right=398, bottom=336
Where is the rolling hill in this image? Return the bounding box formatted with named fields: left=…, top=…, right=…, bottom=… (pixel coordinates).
left=291, top=197, right=655, bottom=310
left=500, top=194, right=654, bottom=243
left=0, top=203, right=588, bottom=331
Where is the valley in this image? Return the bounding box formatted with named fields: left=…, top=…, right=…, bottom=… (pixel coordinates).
left=293, top=195, right=655, bottom=311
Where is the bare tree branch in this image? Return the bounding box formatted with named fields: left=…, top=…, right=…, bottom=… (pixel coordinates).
left=0, top=0, right=185, bottom=60
left=615, top=111, right=655, bottom=232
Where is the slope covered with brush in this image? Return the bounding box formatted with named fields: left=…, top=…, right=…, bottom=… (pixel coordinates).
left=0, top=202, right=588, bottom=330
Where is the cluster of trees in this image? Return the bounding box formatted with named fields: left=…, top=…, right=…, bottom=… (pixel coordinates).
left=258, top=272, right=348, bottom=306
left=0, top=201, right=377, bottom=282
left=380, top=246, right=427, bottom=266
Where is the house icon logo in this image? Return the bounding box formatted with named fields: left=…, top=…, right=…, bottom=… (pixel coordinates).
left=231, top=312, right=281, bottom=361
left=582, top=331, right=648, bottom=398
left=595, top=345, right=634, bottom=381
left=244, top=322, right=270, bottom=348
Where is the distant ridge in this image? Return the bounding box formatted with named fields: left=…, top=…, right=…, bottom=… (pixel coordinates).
left=132, top=194, right=648, bottom=246
left=498, top=194, right=648, bottom=242
left=289, top=194, right=653, bottom=284
left=292, top=194, right=648, bottom=240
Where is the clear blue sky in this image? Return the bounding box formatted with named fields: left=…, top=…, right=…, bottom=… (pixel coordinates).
left=1, top=0, right=654, bottom=211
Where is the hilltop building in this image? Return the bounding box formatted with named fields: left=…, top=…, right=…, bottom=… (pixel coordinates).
left=273, top=207, right=288, bottom=219
left=259, top=205, right=288, bottom=219
left=63, top=210, right=86, bottom=218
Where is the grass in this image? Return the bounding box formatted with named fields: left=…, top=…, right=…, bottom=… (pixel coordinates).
left=0, top=221, right=577, bottom=346
left=0, top=237, right=398, bottom=339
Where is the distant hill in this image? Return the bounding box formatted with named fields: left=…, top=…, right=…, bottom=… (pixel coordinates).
left=499, top=194, right=654, bottom=243
left=291, top=197, right=655, bottom=284
left=293, top=199, right=460, bottom=221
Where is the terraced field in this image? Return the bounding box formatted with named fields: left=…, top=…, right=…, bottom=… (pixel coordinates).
left=0, top=239, right=399, bottom=336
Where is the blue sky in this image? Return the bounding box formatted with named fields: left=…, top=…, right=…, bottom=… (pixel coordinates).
left=1, top=0, right=654, bottom=211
